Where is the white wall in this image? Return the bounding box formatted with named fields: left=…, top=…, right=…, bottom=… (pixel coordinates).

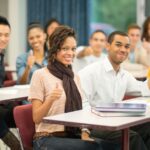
left=7, top=0, right=27, bottom=67
left=0, top=0, right=8, bottom=18
left=137, top=0, right=146, bottom=27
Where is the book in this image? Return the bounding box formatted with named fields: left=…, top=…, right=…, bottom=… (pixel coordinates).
left=91, top=102, right=146, bottom=117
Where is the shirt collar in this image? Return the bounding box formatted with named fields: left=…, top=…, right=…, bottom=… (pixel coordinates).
left=0, top=53, right=4, bottom=65
left=103, top=57, right=124, bottom=76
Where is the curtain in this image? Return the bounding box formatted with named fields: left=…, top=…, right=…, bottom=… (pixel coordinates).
left=27, top=0, right=91, bottom=45
left=145, top=0, right=150, bottom=17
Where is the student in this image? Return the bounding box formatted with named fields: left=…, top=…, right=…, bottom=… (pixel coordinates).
left=73, top=30, right=107, bottom=73
left=141, top=16, right=150, bottom=65
left=16, top=22, right=48, bottom=84
left=79, top=31, right=150, bottom=150
left=0, top=16, right=21, bottom=149
left=44, top=18, right=60, bottom=49
left=122, top=24, right=149, bottom=70
left=45, top=18, right=60, bottom=38
left=29, top=26, right=118, bottom=150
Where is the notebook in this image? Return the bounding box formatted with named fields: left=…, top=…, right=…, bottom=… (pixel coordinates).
left=91, top=102, right=147, bottom=117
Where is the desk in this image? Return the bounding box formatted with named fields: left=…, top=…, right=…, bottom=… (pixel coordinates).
left=0, top=85, right=29, bottom=103
left=130, top=69, right=147, bottom=81
left=121, top=63, right=147, bottom=81
left=5, top=66, right=17, bottom=81
left=5, top=66, right=16, bottom=72
left=43, top=108, right=150, bottom=150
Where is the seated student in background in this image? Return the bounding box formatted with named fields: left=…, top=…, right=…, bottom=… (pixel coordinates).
left=16, top=22, right=48, bottom=85
left=122, top=24, right=149, bottom=71
left=72, top=30, right=107, bottom=73
left=141, top=16, right=150, bottom=65
left=0, top=16, right=21, bottom=150
left=44, top=18, right=60, bottom=49
left=78, top=31, right=150, bottom=150
left=29, top=26, right=118, bottom=150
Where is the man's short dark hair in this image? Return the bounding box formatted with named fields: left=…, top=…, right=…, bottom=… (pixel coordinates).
left=108, top=31, right=128, bottom=44
left=0, top=16, right=10, bottom=28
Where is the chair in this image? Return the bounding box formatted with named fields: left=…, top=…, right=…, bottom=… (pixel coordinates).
left=123, top=95, right=139, bottom=100
left=13, top=104, right=35, bottom=150
left=3, top=71, right=16, bottom=87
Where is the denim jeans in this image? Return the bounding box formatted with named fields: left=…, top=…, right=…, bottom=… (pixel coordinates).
left=33, top=136, right=119, bottom=150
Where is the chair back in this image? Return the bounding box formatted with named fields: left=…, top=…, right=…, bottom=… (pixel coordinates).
left=13, top=104, right=35, bottom=149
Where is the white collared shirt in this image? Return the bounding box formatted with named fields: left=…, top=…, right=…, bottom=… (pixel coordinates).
left=78, top=57, right=150, bottom=107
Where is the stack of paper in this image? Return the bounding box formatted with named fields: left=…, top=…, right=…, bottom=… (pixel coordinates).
left=91, top=102, right=147, bottom=117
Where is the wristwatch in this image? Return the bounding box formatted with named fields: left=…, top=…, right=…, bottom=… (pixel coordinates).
left=81, top=128, right=91, bottom=134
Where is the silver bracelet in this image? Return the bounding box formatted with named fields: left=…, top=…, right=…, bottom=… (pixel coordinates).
left=81, top=128, right=90, bottom=134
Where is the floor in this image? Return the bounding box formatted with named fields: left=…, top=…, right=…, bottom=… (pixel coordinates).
left=0, top=128, right=19, bottom=150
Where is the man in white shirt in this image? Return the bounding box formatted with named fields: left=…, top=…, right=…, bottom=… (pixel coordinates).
left=79, top=31, right=150, bottom=150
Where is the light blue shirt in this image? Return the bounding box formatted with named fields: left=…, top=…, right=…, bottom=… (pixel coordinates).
left=129, top=50, right=135, bottom=63
left=16, top=51, right=48, bottom=84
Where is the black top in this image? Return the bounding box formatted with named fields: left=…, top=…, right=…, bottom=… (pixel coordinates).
left=0, top=53, right=5, bottom=87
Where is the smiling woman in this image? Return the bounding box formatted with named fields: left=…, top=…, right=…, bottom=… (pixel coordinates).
left=51, top=37, right=76, bottom=67
left=28, top=26, right=118, bottom=150
left=16, top=22, right=48, bottom=85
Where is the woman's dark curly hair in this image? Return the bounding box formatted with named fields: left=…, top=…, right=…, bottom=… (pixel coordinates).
left=48, top=25, right=76, bottom=62
left=142, top=16, right=150, bottom=42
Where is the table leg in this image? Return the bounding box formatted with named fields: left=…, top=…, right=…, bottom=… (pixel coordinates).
left=122, top=128, right=129, bottom=150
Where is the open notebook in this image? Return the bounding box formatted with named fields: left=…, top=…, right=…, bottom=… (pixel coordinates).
left=91, top=102, right=147, bottom=117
